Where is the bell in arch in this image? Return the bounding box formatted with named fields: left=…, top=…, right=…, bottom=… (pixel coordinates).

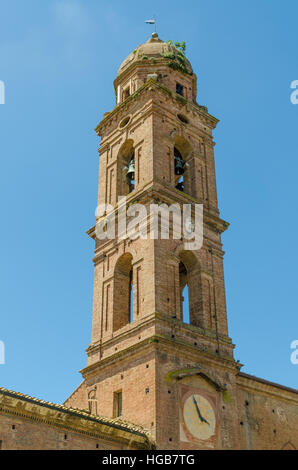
left=126, top=157, right=135, bottom=181
left=174, top=147, right=185, bottom=176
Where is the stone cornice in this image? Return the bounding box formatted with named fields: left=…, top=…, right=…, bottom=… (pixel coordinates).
left=86, top=185, right=229, bottom=251
left=95, top=79, right=218, bottom=136
left=146, top=184, right=229, bottom=234
left=86, top=311, right=233, bottom=360
left=236, top=372, right=298, bottom=405
left=0, top=386, right=153, bottom=449
left=153, top=335, right=241, bottom=373
left=99, top=101, right=153, bottom=149
left=154, top=311, right=233, bottom=345
left=82, top=327, right=240, bottom=381
left=98, top=99, right=215, bottom=157
left=114, top=57, right=196, bottom=90
left=86, top=313, right=157, bottom=355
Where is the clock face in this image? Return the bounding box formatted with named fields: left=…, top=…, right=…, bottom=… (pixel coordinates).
left=183, top=394, right=216, bottom=440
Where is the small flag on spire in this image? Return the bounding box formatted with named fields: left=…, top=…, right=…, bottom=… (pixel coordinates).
left=145, top=17, right=157, bottom=33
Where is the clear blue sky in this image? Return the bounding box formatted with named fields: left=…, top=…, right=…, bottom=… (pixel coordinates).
left=0, top=0, right=297, bottom=404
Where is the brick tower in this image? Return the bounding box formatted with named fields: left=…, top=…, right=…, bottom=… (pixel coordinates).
left=67, top=33, right=242, bottom=450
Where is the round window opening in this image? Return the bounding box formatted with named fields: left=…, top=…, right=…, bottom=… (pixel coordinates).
left=177, top=114, right=189, bottom=125
left=119, top=116, right=131, bottom=128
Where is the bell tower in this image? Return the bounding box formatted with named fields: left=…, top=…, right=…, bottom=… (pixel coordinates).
left=70, top=33, right=242, bottom=450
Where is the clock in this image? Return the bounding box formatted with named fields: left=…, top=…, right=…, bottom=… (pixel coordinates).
left=183, top=393, right=216, bottom=440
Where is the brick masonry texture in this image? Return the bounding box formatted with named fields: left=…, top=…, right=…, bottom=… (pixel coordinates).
left=0, top=387, right=153, bottom=450
left=1, top=33, right=298, bottom=450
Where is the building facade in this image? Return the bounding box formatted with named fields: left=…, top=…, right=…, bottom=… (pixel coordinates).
left=1, top=33, right=297, bottom=450
left=0, top=387, right=153, bottom=450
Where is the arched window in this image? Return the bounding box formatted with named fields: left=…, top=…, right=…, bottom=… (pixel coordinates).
left=179, top=261, right=190, bottom=324
left=118, top=140, right=135, bottom=196
left=178, top=251, right=203, bottom=328
left=182, top=284, right=190, bottom=324
left=129, top=270, right=134, bottom=323
left=126, top=153, right=135, bottom=193
left=173, top=136, right=193, bottom=197
left=113, top=253, right=133, bottom=331
left=174, top=147, right=185, bottom=192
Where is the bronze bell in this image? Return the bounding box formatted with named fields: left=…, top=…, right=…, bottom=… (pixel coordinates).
left=174, top=148, right=185, bottom=175
left=126, top=158, right=135, bottom=181
left=174, top=156, right=185, bottom=175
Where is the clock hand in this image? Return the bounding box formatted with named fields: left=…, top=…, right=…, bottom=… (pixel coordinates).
left=192, top=396, right=210, bottom=425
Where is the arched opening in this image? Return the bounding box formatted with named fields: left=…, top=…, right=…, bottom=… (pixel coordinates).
left=129, top=270, right=133, bottom=323
left=113, top=253, right=133, bottom=331
left=118, top=140, right=135, bottom=196
left=182, top=284, right=189, bottom=324
left=176, top=175, right=184, bottom=192
left=126, top=153, right=135, bottom=193
left=174, top=147, right=185, bottom=192
left=173, top=136, right=193, bottom=196
left=179, top=261, right=190, bottom=324
left=178, top=251, right=203, bottom=327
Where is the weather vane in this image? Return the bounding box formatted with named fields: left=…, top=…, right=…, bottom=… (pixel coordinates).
left=145, top=16, right=157, bottom=34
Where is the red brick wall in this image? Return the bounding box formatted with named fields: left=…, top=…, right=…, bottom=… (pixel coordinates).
left=0, top=413, right=131, bottom=450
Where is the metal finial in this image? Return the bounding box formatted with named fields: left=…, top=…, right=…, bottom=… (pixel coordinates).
left=145, top=16, right=157, bottom=34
